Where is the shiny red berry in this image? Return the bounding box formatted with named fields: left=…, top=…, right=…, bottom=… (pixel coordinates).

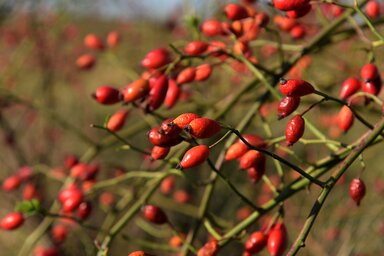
left=277, top=96, right=300, bottom=119
left=225, top=142, right=248, bottom=161
left=285, top=114, right=305, bottom=146
left=245, top=231, right=268, bottom=253
left=360, top=63, right=379, bottom=81
left=180, top=145, right=210, bottom=169
left=177, top=67, right=196, bottom=85
left=366, top=0, right=380, bottom=19
left=77, top=201, right=92, bottom=220
left=239, top=150, right=266, bottom=170
left=184, top=41, right=208, bottom=55
left=195, top=64, right=213, bottom=81
left=141, top=48, right=172, bottom=69
left=0, top=212, right=24, bottom=230
left=267, top=222, right=288, bottom=256
left=172, top=113, right=200, bottom=129
left=349, top=178, right=366, bottom=206
left=148, top=127, right=183, bottom=147
left=279, top=78, right=314, bottom=97
left=186, top=118, right=221, bottom=139
left=122, top=79, right=150, bottom=103
left=339, top=77, right=361, bottom=99
left=151, top=146, right=170, bottom=160
left=147, top=75, right=169, bottom=111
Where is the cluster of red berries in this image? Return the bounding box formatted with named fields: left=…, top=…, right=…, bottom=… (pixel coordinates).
left=147, top=113, right=221, bottom=169
left=76, top=31, right=121, bottom=70
left=225, top=134, right=267, bottom=183
left=337, top=63, right=382, bottom=133
left=277, top=78, right=315, bottom=146
left=244, top=222, right=287, bottom=256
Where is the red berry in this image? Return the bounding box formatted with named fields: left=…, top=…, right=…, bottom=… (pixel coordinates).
left=164, top=79, right=180, bottom=109
left=267, top=222, right=288, bottom=256
left=366, top=0, right=380, bottom=18
left=187, top=118, right=221, bottom=139
left=245, top=231, right=268, bottom=253
left=285, top=115, right=305, bottom=146
left=224, top=4, right=249, bottom=20
left=92, top=86, right=121, bottom=105
left=141, top=48, right=172, bottom=69
left=197, top=240, right=219, bottom=256
left=177, top=67, right=196, bottom=85
left=362, top=77, right=382, bottom=96
left=151, top=146, right=170, bottom=160
left=195, top=64, right=213, bottom=81
left=76, top=54, right=96, bottom=70
left=290, top=24, right=306, bottom=39
left=77, top=201, right=92, bottom=220
left=160, top=176, right=175, bottom=195
left=122, top=79, right=150, bottom=103
left=239, top=150, right=266, bottom=170
left=142, top=205, right=168, bottom=224
left=225, top=142, right=248, bottom=161
left=51, top=224, right=68, bottom=243
left=107, top=109, right=129, bottom=132
left=339, top=77, right=361, bottom=99
left=107, top=31, right=121, bottom=48
left=337, top=106, right=354, bottom=132
left=84, top=33, right=104, bottom=50
left=349, top=178, right=366, bottom=206
left=58, top=185, right=84, bottom=213
left=279, top=78, right=314, bottom=97
left=147, top=75, right=169, bottom=111
left=172, top=113, right=200, bottom=129
left=273, top=0, right=310, bottom=11
left=99, top=192, right=116, bottom=207
left=2, top=175, right=21, bottom=191
left=148, top=127, right=183, bottom=147
left=286, top=3, right=312, bottom=18
left=360, top=63, right=379, bottom=81
left=184, top=41, right=208, bottom=55
left=180, top=145, right=210, bottom=169
left=159, top=118, right=181, bottom=135
left=0, top=212, right=24, bottom=230
left=277, top=96, right=300, bottom=119
left=201, top=19, right=223, bottom=37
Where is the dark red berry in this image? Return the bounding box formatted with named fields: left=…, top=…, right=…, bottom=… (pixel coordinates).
left=285, top=114, right=305, bottom=146
left=142, top=205, right=168, bottom=224
left=148, top=127, right=183, bottom=147
left=277, top=96, right=300, bottom=119
left=224, top=4, right=249, bottom=20
left=286, top=3, right=312, bottom=18
left=93, top=86, right=121, bottom=105
left=239, top=150, right=266, bottom=170
left=77, top=201, right=92, bottom=220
